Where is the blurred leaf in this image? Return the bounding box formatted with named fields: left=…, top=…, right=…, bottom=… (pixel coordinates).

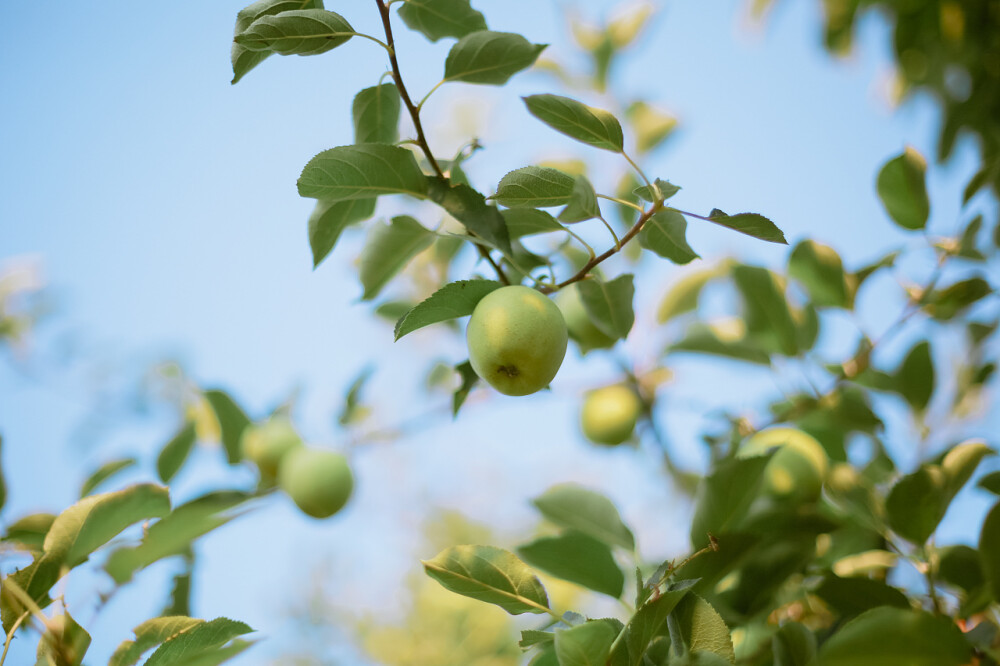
left=639, top=209, right=699, bottom=264
left=633, top=179, right=680, bottom=202
left=230, top=0, right=323, bottom=84
left=2, top=484, right=170, bottom=632
left=452, top=360, right=478, bottom=417
left=422, top=545, right=550, bottom=615
left=771, top=622, right=816, bottom=666
left=609, top=588, right=691, bottom=666
left=143, top=617, right=253, bottom=666
left=0, top=435, right=4, bottom=513
left=398, top=0, right=486, bottom=42
left=656, top=265, right=722, bottom=324
left=626, top=101, right=676, bottom=153
left=732, top=265, right=798, bottom=356
left=666, top=594, right=734, bottom=663
left=937, top=544, right=985, bottom=599
left=794, top=303, right=819, bottom=352
left=941, top=440, right=994, bottom=500
left=157, top=422, right=197, bottom=484
left=297, top=144, right=427, bottom=201
left=352, top=83, right=401, bottom=145
left=203, top=389, right=251, bottom=465
left=173, top=639, right=254, bottom=666
left=957, top=215, right=985, bottom=260
left=37, top=610, right=91, bottom=666
left=426, top=178, right=512, bottom=256
left=849, top=250, right=899, bottom=299
left=523, top=94, right=624, bottom=152
left=614, top=172, right=641, bottom=228
left=788, top=240, right=850, bottom=308
left=502, top=209, right=564, bottom=238
left=885, top=465, right=947, bottom=544
left=530, top=645, right=559, bottom=666
left=896, top=340, right=934, bottom=411
left=308, top=197, right=377, bottom=268
left=163, top=565, right=193, bottom=618
left=520, top=630, right=554, bottom=649
left=359, top=216, right=435, bottom=301
left=79, top=457, right=137, bottom=498
left=876, top=147, right=929, bottom=231
left=814, top=575, right=909, bottom=617
left=979, top=470, right=1000, bottom=496
left=110, top=617, right=204, bottom=666
left=338, top=366, right=373, bottom=427
left=559, top=175, right=601, bottom=223
left=105, top=491, right=251, bottom=584
left=518, top=530, right=624, bottom=598
left=690, top=453, right=772, bottom=548
left=494, top=166, right=576, bottom=208
left=394, top=279, right=502, bottom=340
left=1, top=513, right=55, bottom=553
left=234, top=9, right=354, bottom=55
left=554, top=620, right=617, bottom=666
left=980, top=501, right=1000, bottom=604
left=444, top=31, right=546, bottom=84
left=704, top=209, right=787, bottom=244
left=923, top=277, right=992, bottom=320
left=532, top=484, right=634, bottom=551
left=577, top=274, right=635, bottom=340
left=669, top=323, right=771, bottom=365
left=818, top=607, right=971, bottom=666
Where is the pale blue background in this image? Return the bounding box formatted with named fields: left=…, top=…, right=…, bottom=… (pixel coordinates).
left=1, top=1, right=997, bottom=664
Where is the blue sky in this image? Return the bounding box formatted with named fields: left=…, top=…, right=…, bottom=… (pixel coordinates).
left=1, top=1, right=997, bottom=664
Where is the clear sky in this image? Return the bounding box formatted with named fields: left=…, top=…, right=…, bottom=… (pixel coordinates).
left=1, top=1, right=996, bottom=664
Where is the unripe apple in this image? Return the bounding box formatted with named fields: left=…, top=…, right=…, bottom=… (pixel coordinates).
left=278, top=447, right=354, bottom=519
left=466, top=285, right=568, bottom=396
left=240, top=417, right=302, bottom=481
left=739, top=427, right=829, bottom=502
left=580, top=384, right=643, bottom=445
left=555, top=284, right=616, bottom=353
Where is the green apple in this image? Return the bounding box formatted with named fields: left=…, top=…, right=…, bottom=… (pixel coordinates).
left=466, top=285, right=568, bottom=396
left=739, top=427, right=829, bottom=502
left=581, top=384, right=643, bottom=445
left=240, top=417, right=302, bottom=481
left=278, top=447, right=354, bottom=519
left=555, top=284, right=615, bottom=352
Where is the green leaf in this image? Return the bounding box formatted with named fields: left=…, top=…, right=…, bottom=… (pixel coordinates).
left=667, top=594, right=735, bottom=663
left=501, top=209, right=564, bottom=238
left=79, top=457, right=137, bottom=498
left=1, top=513, right=55, bottom=553
left=532, top=484, right=634, bottom=551
left=398, top=0, right=487, bottom=42
left=2, top=484, right=170, bottom=632
left=896, top=340, right=934, bottom=411
left=941, top=440, right=994, bottom=500
left=352, top=84, right=401, bottom=145
left=180, top=639, right=254, bottom=666
left=143, top=617, right=253, bottom=666
left=522, top=94, right=624, bottom=152
left=163, top=566, right=193, bottom=618
left=885, top=465, right=947, bottom=544
left=876, top=147, right=929, bottom=231
left=0, top=435, right=5, bottom=513
left=554, top=620, right=618, bottom=666
left=656, top=265, right=723, bottom=324
left=110, top=617, right=204, bottom=666
left=923, top=277, right=992, bottom=320
left=639, top=209, right=699, bottom=264
left=157, top=422, right=197, bottom=484
left=980, top=501, right=1000, bottom=603
left=818, top=607, right=972, bottom=666
left=771, top=622, right=816, bottom=666
left=626, top=101, right=677, bottom=154
left=813, top=575, right=909, bottom=617
left=426, top=178, right=512, bottom=255
left=105, top=491, right=251, bottom=584
left=517, top=530, right=624, bottom=598
left=520, top=629, right=555, bottom=649
left=36, top=611, right=91, bottom=666
left=230, top=0, right=322, bottom=84
left=690, top=454, right=772, bottom=547
left=978, top=470, right=1000, bottom=496
left=559, top=175, right=601, bottom=223
left=633, top=179, right=680, bottom=202
left=493, top=166, right=576, bottom=208
left=297, top=144, right=428, bottom=201
left=308, top=197, right=377, bottom=268
left=668, top=323, right=772, bottom=365
left=577, top=275, right=635, bottom=341
left=359, top=216, right=434, bottom=301
left=443, top=31, right=546, bottom=85
left=203, top=389, right=251, bottom=465
left=233, top=9, right=354, bottom=56
left=394, top=279, right=502, bottom=340
left=610, top=588, right=691, bottom=666
left=703, top=209, right=786, bottom=244
left=529, top=646, right=559, bottom=666
left=732, top=265, right=799, bottom=356
left=936, top=545, right=985, bottom=597
left=788, top=239, right=850, bottom=308
left=421, top=545, right=550, bottom=615
left=452, top=360, right=478, bottom=417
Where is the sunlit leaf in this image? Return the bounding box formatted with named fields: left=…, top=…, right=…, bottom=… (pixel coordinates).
left=667, top=594, right=735, bottom=663
left=110, top=616, right=204, bottom=666
left=79, top=457, right=137, bottom=498
left=422, top=545, right=550, bottom=615
left=626, top=101, right=677, bottom=154
left=37, top=610, right=91, bottom=666
left=493, top=166, right=576, bottom=208
left=203, top=389, right=251, bottom=465
left=143, top=617, right=253, bottom=666
left=788, top=239, right=850, bottom=308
